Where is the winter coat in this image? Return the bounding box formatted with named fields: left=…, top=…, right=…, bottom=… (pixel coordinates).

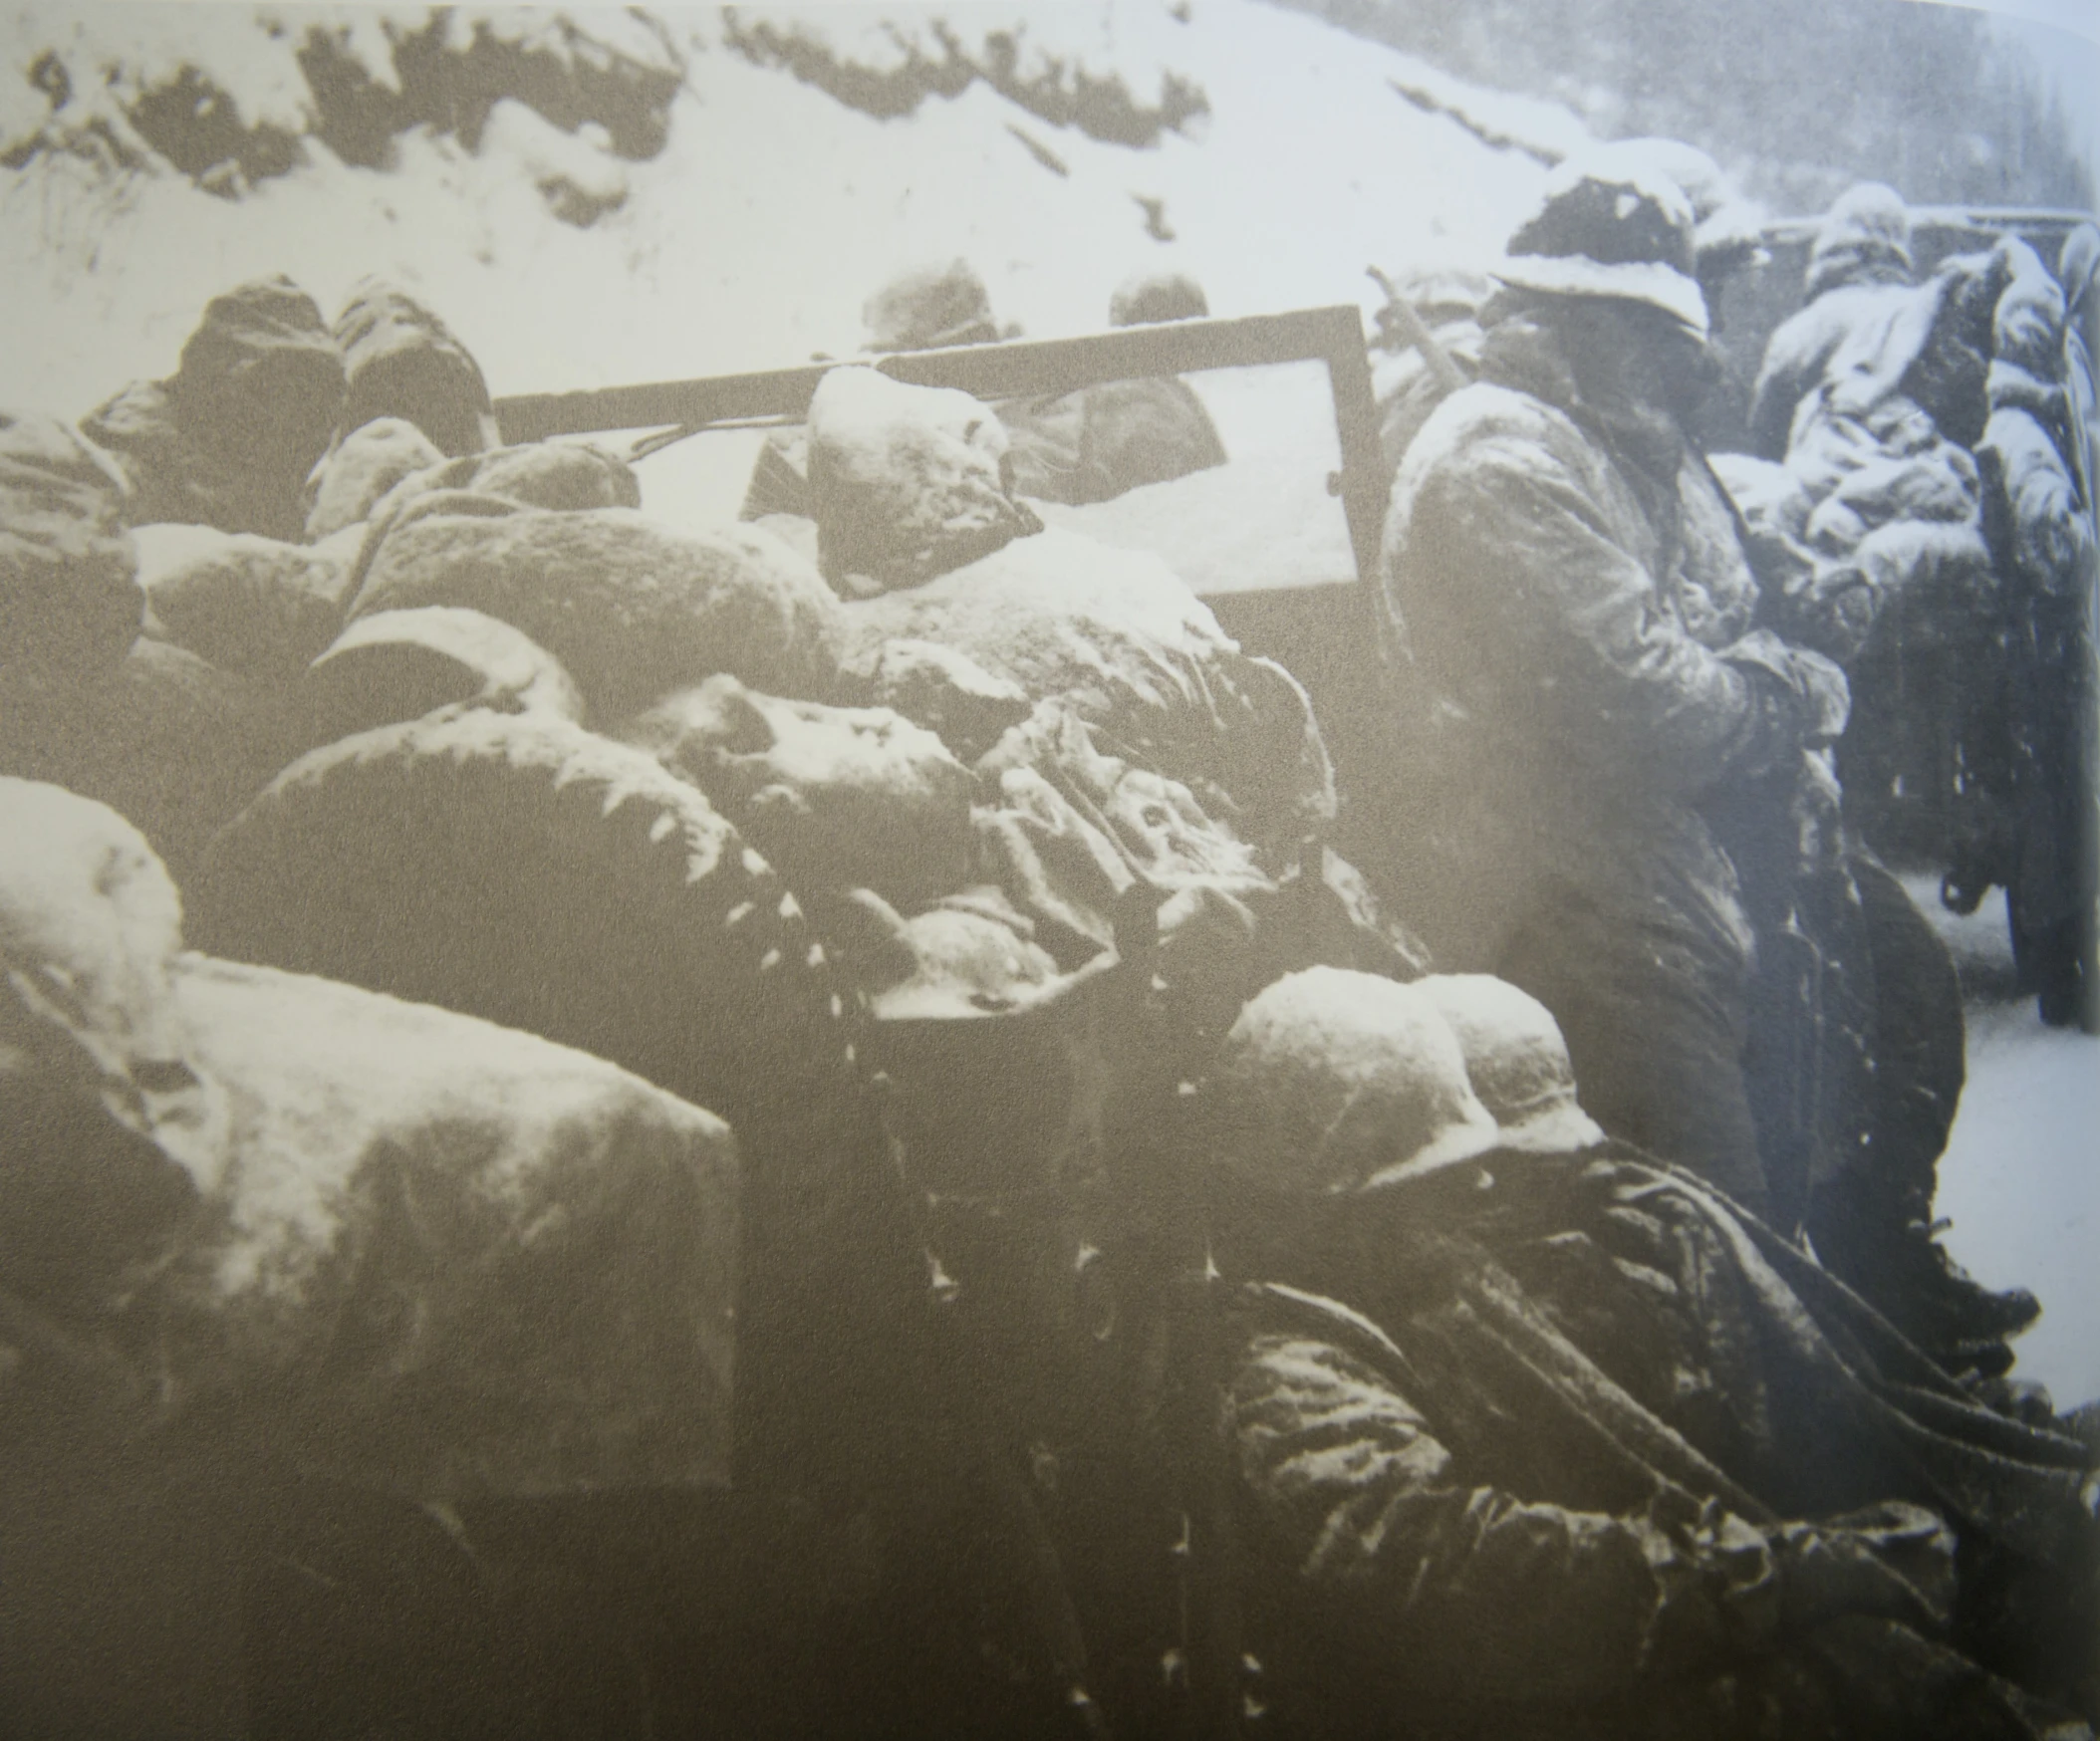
left=1978, top=363, right=2099, bottom=934
left=1749, top=277, right=1920, bottom=462
left=1375, top=312, right=1840, bottom=978
left=1218, top=1147, right=2097, bottom=1740
left=1001, top=376, right=1227, bottom=506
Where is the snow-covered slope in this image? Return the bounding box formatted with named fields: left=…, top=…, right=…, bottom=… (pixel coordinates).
left=0, top=3, right=1574, bottom=414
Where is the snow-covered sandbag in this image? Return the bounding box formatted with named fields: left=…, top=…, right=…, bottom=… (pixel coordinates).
left=351, top=507, right=844, bottom=723
left=0, top=779, right=221, bottom=1303
left=134, top=523, right=359, bottom=680
left=623, top=673, right=974, bottom=905
left=190, top=708, right=849, bottom=1138
left=404, top=438, right=642, bottom=515
left=807, top=366, right=1042, bottom=595
left=0, top=409, right=140, bottom=695
left=303, top=416, right=445, bottom=541
left=156, top=955, right=740, bottom=1496
left=0, top=788, right=741, bottom=1496
left=2, top=640, right=292, bottom=886
left=297, top=606, right=583, bottom=758
left=839, top=524, right=1335, bottom=850
left=342, top=437, right=641, bottom=541
left=334, top=279, right=497, bottom=459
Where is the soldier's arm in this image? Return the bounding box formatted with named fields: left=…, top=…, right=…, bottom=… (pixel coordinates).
left=1747, top=308, right=1835, bottom=462
left=1226, top=1324, right=1959, bottom=1708
left=1225, top=1327, right=1782, bottom=1704
left=1401, top=424, right=1840, bottom=796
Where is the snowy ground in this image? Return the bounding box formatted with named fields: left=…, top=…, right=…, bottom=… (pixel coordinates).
left=1914, top=875, right=2100, bottom=1406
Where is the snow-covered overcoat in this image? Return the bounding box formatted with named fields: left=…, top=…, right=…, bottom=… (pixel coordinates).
left=1375, top=311, right=1835, bottom=980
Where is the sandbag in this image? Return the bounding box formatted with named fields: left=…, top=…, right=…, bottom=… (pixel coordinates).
left=839, top=524, right=1336, bottom=852
left=334, top=280, right=497, bottom=459
left=0, top=779, right=218, bottom=1306
left=623, top=673, right=975, bottom=906
left=296, top=606, right=583, bottom=759
left=351, top=506, right=844, bottom=722
left=394, top=439, right=643, bottom=516
left=807, top=367, right=1041, bottom=594
left=0, top=794, right=740, bottom=1498
left=134, top=523, right=358, bottom=679
left=303, top=416, right=445, bottom=541
left=189, top=708, right=849, bottom=1139
left=1, top=639, right=292, bottom=888
left=156, top=955, right=740, bottom=1497
left=0, top=409, right=140, bottom=696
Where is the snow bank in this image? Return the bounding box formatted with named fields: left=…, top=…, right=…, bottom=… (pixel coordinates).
left=0, top=1, right=1571, bottom=422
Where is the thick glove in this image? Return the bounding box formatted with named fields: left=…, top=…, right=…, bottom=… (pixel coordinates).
left=1724, top=628, right=1852, bottom=748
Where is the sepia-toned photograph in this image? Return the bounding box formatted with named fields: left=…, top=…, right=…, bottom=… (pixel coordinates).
left=0, top=0, right=2095, bottom=1734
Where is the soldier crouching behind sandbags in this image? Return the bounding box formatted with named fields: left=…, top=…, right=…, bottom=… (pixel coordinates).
left=1181, top=968, right=2099, bottom=1741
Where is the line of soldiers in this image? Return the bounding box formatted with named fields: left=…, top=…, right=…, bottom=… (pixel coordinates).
left=0, top=145, right=2096, bottom=1741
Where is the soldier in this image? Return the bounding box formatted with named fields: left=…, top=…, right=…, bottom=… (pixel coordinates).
left=1374, top=147, right=1845, bottom=1221
left=1978, top=245, right=2099, bottom=1030
left=1000, top=269, right=1228, bottom=505
left=1749, top=183, right=1922, bottom=462
left=739, top=258, right=1014, bottom=523
left=1194, top=968, right=2099, bottom=1741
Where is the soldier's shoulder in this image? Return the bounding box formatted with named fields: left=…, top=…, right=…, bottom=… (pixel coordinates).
left=1399, top=379, right=1585, bottom=494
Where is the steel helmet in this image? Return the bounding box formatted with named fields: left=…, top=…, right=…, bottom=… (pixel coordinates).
left=1207, top=966, right=1500, bottom=1195
left=1491, top=141, right=1709, bottom=338
left=1414, top=973, right=1605, bottom=1154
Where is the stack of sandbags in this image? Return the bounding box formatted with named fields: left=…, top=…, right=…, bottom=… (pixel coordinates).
left=0, top=776, right=741, bottom=1497
left=345, top=503, right=843, bottom=726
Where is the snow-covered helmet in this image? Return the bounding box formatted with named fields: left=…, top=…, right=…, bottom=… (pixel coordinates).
left=862, top=259, right=1003, bottom=353
left=1109, top=271, right=1209, bottom=328
left=1414, top=973, right=1605, bottom=1154
left=1490, top=142, right=1709, bottom=338
left=1206, top=966, right=1499, bottom=1195
left=1805, top=182, right=1915, bottom=301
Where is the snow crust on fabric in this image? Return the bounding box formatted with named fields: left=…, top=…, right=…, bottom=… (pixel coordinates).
left=1, top=638, right=292, bottom=887
left=134, top=523, right=357, bottom=679
left=297, top=605, right=583, bottom=759
left=350, top=505, right=845, bottom=724
left=624, top=674, right=975, bottom=907
left=303, top=416, right=446, bottom=542
left=158, top=954, right=739, bottom=1497
left=807, top=366, right=1042, bottom=594
left=333, top=279, right=497, bottom=460
left=839, top=524, right=1336, bottom=850
left=190, top=708, right=847, bottom=1137
left=373, top=437, right=644, bottom=526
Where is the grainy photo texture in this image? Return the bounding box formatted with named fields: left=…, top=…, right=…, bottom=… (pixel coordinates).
left=0, top=2, right=2095, bottom=1736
